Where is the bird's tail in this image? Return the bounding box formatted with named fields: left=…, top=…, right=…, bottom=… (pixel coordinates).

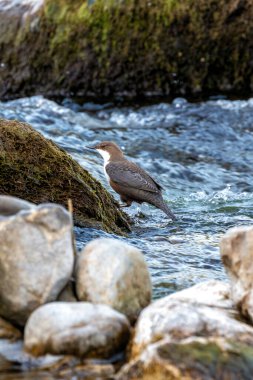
left=153, top=198, right=177, bottom=221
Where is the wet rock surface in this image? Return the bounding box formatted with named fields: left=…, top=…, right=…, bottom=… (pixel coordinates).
left=24, top=302, right=130, bottom=358
left=76, top=238, right=152, bottom=323
left=0, top=118, right=130, bottom=234
left=0, top=202, right=74, bottom=326
left=220, top=226, right=253, bottom=322
left=0, top=339, right=100, bottom=379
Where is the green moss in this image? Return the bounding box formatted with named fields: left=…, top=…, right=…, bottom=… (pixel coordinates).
left=1, top=0, right=253, bottom=99
left=157, top=339, right=253, bottom=379
left=0, top=118, right=130, bottom=234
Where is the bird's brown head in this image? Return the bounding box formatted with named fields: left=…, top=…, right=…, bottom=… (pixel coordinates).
left=87, top=141, right=124, bottom=162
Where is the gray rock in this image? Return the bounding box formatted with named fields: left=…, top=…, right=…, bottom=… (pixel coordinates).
left=0, top=195, right=34, bottom=217
left=0, top=203, right=74, bottom=326
left=131, top=280, right=253, bottom=357
left=76, top=238, right=152, bottom=322
left=24, top=302, right=130, bottom=358
left=220, top=226, right=253, bottom=322
left=116, top=281, right=253, bottom=380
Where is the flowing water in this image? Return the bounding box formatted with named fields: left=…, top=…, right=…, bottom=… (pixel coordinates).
left=1, top=95, right=253, bottom=300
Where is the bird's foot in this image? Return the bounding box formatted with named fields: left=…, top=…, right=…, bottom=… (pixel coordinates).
left=135, top=204, right=147, bottom=219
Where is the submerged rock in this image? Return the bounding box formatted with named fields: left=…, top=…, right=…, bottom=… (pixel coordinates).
left=0, top=337, right=116, bottom=378
left=1, top=0, right=253, bottom=99
left=220, top=226, right=253, bottom=323
left=117, top=281, right=253, bottom=380
left=0, top=119, right=130, bottom=234
left=0, top=338, right=77, bottom=375
left=24, top=302, right=130, bottom=358
left=0, top=201, right=74, bottom=326
left=76, top=238, right=152, bottom=323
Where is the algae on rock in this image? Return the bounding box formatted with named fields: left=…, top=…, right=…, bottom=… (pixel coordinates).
left=1, top=0, right=253, bottom=99
left=0, top=118, right=130, bottom=234
left=117, top=338, right=253, bottom=380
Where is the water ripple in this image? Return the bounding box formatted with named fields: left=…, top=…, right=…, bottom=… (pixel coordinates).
left=1, top=95, right=253, bottom=298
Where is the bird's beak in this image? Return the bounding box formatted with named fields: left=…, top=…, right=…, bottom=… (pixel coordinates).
left=86, top=145, right=97, bottom=150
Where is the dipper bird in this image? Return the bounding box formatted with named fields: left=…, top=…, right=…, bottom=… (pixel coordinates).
left=88, top=141, right=176, bottom=221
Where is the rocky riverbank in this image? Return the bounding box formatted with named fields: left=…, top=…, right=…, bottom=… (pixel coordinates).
left=1, top=0, right=253, bottom=100
left=1, top=195, right=253, bottom=379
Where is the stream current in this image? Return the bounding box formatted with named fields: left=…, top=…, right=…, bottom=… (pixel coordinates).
left=1, top=95, right=253, bottom=298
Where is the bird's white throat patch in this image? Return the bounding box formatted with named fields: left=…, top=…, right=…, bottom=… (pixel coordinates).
left=97, top=149, right=110, bottom=182
left=97, top=149, right=111, bottom=164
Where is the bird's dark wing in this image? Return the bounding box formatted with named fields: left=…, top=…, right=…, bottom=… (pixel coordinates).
left=106, top=161, right=162, bottom=193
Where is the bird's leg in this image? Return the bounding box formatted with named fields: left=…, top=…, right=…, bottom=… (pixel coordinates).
left=119, top=198, right=132, bottom=208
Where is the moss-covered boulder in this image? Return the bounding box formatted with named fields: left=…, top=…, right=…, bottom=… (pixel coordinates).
left=117, top=338, right=253, bottom=380
left=1, top=0, right=253, bottom=99
left=0, top=118, right=130, bottom=234
left=117, top=281, right=253, bottom=379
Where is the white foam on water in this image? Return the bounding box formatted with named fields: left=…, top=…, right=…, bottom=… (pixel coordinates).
left=214, top=98, right=253, bottom=110
left=186, top=184, right=253, bottom=205
left=0, top=0, right=43, bottom=13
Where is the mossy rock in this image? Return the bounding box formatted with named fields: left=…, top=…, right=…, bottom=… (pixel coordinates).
left=1, top=0, right=253, bottom=99
left=117, top=339, right=253, bottom=380
left=0, top=118, right=130, bottom=234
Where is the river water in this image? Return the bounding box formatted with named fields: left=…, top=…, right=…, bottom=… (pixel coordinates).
left=1, top=95, right=253, bottom=299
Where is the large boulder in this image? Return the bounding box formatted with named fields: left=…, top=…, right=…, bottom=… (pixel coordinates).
left=117, top=337, right=253, bottom=380
left=0, top=199, right=74, bottom=326
left=0, top=119, right=130, bottom=234
left=220, top=226, right=253, bottom=322
left=24, top=302, right=130, bottom=358
left=76, top=238, right=152, bottom=323
left=117, top=281, right=253, bottom=380
left=1, top=0, right=253, bottom=100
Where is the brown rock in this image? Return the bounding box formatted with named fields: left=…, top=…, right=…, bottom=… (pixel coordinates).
left=24, top=302, right=130, bottom=358
left=76, top=238, right=152, bottom=323
left=220, top=226, right=253, bottom=322
left=117, top=281, right=253, bottom=380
